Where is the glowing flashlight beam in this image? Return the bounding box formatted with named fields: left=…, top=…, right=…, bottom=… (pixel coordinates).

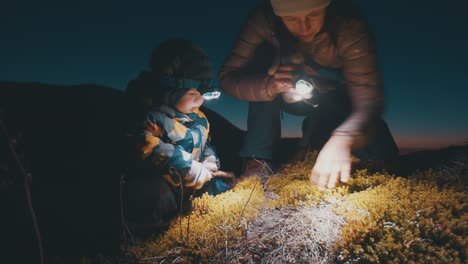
left=295, top=80, right=313, bottom=95
left=203, top=91, right=221, bottom=100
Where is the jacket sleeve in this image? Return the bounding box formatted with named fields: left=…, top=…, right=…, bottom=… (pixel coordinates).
left=196, top=110, right=220, bottom=164
left=218, top=7, right=277, bottom=102
left=201, top=140, right=220, bottom=169
left=202, top=143, right=218, bottom=160
left=334, top=19, right=384, bottom=142
left=140, top=114, right=193, bottom=171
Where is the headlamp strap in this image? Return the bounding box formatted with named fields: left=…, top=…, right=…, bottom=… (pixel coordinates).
left=159, top=75, right=208, bottom=90
left=176, top=78, right=203, bottom=89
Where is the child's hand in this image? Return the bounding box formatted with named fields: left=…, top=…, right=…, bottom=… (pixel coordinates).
left=212, top=171, right=235, bottom=179
left=186, top=160, right=213, bottom=189
left=203, top=161, right=218, bottom=172
left=202, top=155, right=219, bottom=172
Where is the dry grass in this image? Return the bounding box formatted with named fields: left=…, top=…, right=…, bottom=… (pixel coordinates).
left=212, top=205, right=345, bottom=264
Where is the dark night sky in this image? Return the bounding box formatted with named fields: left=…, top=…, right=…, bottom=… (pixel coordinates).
left=1, top=0, right=467, bottom=149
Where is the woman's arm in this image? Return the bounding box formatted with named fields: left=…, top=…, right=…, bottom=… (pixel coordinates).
left=334, top=18, right=384, bottom=146
left=218, top=6, right=278, bottom=102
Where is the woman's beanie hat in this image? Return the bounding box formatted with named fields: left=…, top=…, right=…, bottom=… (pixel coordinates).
left=270, top=0, right=331, bottom=16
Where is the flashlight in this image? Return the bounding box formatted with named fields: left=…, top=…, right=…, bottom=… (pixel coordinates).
left=293, top=72, right=315, bottom=100
left=278, top=53, right=314, bottom=97
left=295, top=78, right=314, bottom=95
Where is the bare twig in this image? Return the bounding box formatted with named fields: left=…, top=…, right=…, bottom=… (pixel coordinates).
left=1, top=119, right=45, bottom=264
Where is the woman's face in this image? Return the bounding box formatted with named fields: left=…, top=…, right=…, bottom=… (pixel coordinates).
left=175, top=88, right=204, bottom=114
left=280, top=8, right=327, bottom=43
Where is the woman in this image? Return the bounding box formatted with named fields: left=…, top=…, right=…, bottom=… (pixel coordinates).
left=218, top=0, right=399, bottom=189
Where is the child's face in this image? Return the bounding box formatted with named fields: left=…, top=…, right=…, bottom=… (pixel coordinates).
left=175, top=88, right=204, bottom=114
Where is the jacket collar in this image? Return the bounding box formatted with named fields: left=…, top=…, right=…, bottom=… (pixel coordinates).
left=158, top=105, right=197, bottom=124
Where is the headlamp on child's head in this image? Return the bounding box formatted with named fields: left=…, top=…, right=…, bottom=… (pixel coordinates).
left=173, top=77, right=221, bottom=100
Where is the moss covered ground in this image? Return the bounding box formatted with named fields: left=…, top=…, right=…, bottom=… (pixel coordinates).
left=124, top=151, right=467, bottom=263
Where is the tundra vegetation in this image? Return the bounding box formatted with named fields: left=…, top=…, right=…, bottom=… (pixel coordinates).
left=125, top=151, right=467, bottom=264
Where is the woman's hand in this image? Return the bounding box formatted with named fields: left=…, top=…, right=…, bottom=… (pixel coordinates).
left=310, top=135, right=353, bottom=190
left=266, top=65, right=296, bottom=96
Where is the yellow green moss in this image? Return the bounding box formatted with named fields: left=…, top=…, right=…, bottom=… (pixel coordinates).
left=124, top=155, right=467, bottom=263
left=126, top=177, right=266, bottom=261
left=336, top=171, right=467, bottom=263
